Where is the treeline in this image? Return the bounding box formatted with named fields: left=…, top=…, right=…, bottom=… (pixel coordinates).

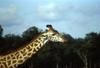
left=0, top=25, right=100, bottom=68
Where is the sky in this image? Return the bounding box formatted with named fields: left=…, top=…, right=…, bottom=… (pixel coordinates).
left=0, top=0, right=100, bottom=38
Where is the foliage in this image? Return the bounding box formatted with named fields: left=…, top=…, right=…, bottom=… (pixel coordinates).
left=0, top=25, right=3, bottom=37
left=22, top=26, right=42, bottom=44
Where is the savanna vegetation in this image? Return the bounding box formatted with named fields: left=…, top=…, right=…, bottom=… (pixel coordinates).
left=0, top=24, right=100, bottom=68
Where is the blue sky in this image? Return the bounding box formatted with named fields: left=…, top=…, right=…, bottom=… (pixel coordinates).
left=0, top=0, right=100, bottom=38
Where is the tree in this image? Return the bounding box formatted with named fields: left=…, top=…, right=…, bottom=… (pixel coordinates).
left=74, top=39, right=90, bottom=68
left=0, top=25, right=3, bottom=37
left=60, top=34, right=77, bottom=68
left=73, top=32, right=99, bottom=68
left=86, top=32, right=100, bottom=68
left=22, top=26, right=42, bottom=44
left=0, top=34, right=22, bottom=53
left=0, top=25, right=4, bottom=50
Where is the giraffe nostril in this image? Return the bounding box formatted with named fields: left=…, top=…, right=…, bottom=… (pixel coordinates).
left=64, top=40, right=68, bottom=43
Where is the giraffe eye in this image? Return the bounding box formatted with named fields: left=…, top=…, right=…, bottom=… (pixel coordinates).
left=52, top=34, right=56, bottom=36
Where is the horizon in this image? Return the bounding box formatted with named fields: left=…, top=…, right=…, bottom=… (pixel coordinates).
left=0, top=0, right=100, bottom=38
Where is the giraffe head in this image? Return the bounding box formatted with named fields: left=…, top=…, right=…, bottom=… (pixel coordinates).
left=44, top=24, right=66, bottom=43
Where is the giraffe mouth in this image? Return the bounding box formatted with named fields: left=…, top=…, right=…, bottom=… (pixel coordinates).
left=61, top=39, right=68, bottom=43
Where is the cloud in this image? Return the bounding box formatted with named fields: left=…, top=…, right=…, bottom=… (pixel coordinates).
left=0, top=5, right=21, bottom=26
left=0, top=5, right=16, bottom=21
left=72, top=0, right=100, bottom=16
left=62, top=0, right=100, bottom=25
left=36, top=3, right=65, bottom=22
left=36, top=0, right=100, bottom=23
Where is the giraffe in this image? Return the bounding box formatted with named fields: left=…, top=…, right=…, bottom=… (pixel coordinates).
left=0, top=25, right=67, bottom=68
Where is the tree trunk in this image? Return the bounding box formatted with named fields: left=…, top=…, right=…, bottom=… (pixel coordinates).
left=69, top=62, right=72, bottom=68
left=93, top=63, right=96, bottom=68
left=29, top=63, right=33, bottom=68
left=89, top=60, right=91, bottom=68
left=66, top=64, right=68, bottom=68
left=56, top=63, right=59, bottom=68
left=83, top=55, right=88, bottom=68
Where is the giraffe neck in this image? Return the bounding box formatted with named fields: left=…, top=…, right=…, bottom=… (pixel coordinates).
left=0, top=33, right=48, bottom=68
